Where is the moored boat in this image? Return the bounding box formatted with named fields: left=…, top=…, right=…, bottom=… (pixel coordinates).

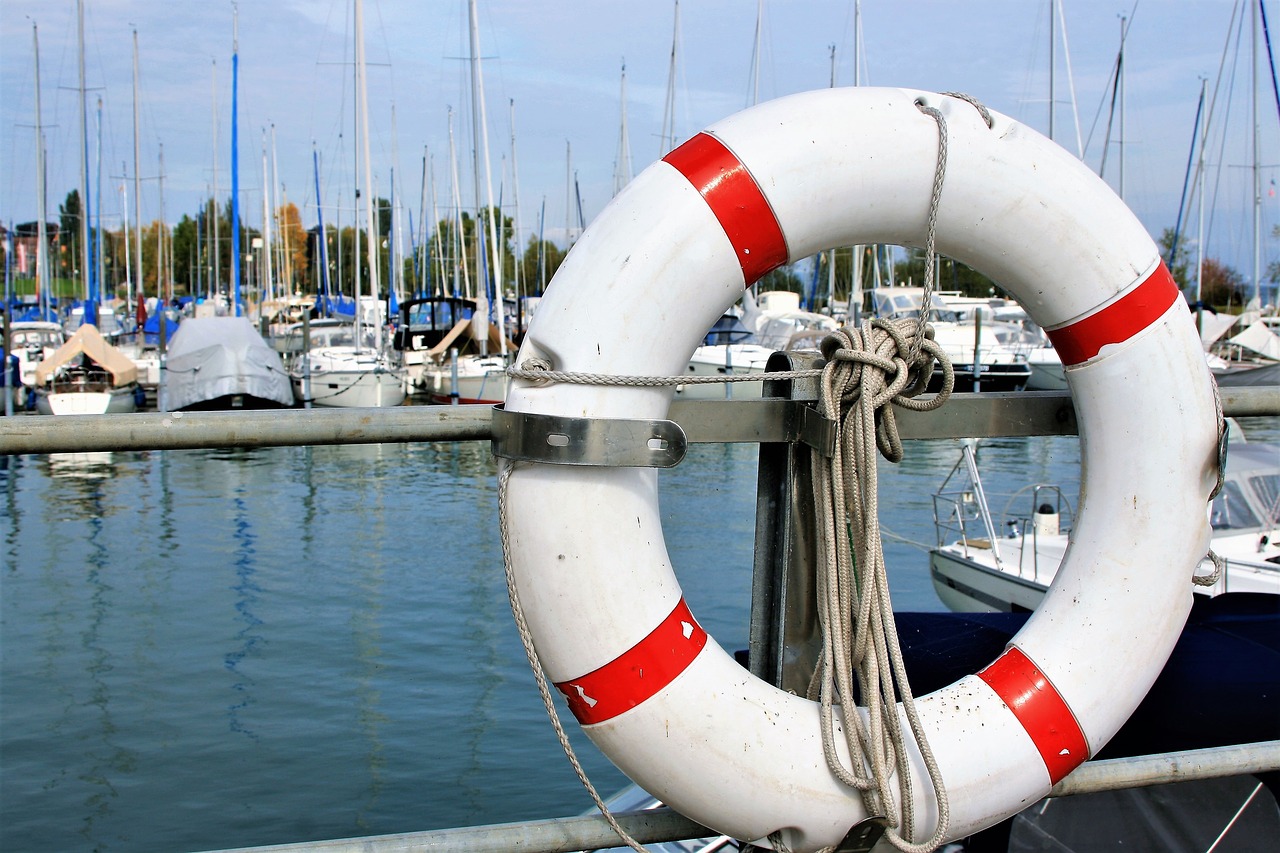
left=33, top=323, right=141, bottom=415
left=393, top=296, right=516, bottom=404
left=871, top=286, right=1033, bottom=392
left=929, top=426, right=1280, bottom=612
left=5, top=319, right=64, bottom=406
left=162, top=316, right=294, bottom=411
left=284, top=318, right=406, bottom=409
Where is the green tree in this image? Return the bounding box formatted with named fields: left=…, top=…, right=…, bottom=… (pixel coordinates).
left=172, top=214, right=199, bottom=294
left=1267, top=225, right=1280, bottom=294
left=1199, top=257, right=1246, bottom=309
left=892, top=247, right=1003, bottom=300
left=1157, top=227, right=1192, bottom=289
left=58, top=190, right=82, bottom=280
left=520, top=234, right=566, bottom=295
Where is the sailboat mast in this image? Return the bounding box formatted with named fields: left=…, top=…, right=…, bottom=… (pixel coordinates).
left=509, top=98, right=524, bottom=314
left=230, top=4, right=242, bottom=316
left=271, top=124, right=288, bottom=292
left=95, top=96, right=105, bottom=302
left=447, top=107, right=470, bottom=298
left=614, top=61, right=632, bottom=196
left=1119, top=14, right=1127, bottom=200
left=1251, top=0, right=1262, bottom=303
left=313, top=145, right=333, bottom=302
left=1196, top=78, right=1207, bottom=305
left=749, top=0, right=762, bottom=106
left=660, top=0, right=680, bottom=155
left=853, top=0, right=862, bottom=86
left=417, top=146, right=429, bottom=297
left=211, top=59, right=221, bottom=298
left=158, top=142, right=167, bottom=302
left=467, top=0, right=488, bottom=344
left=32, top=23, right=50, bottom=316
left=468, top=0, right=507, bottom=352
left=132, top=30, right=144, bottom=306
left=1049, top=0, right=1056, bottom=142
left=76, top=0, right=94, bottom=318
left=120, top=170, right=131, bottom=308
left=262, top=131, right=274, bottom=309
left=355, top=0, right=379, bottom=323
left=391, top=103, right=402, bottom=306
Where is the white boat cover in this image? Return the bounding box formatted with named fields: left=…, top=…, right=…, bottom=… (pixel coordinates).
left=35, top=323, right=138, bottom=386
left=163, top=317, right=294, bottom=410
left=1196, top=311, right=1241, bottom=346
left=1227, top=320, right=1280, bottom=361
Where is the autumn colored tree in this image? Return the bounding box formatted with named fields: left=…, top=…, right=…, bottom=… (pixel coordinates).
left=275, top=202, right=311, bottom=293
left=1198, top=257, right=1246, bottom=309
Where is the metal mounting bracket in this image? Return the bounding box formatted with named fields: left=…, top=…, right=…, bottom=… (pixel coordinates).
left=490, top=405, right=688, bottom=468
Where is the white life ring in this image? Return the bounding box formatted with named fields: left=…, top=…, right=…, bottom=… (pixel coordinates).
left=501, top=88, right=1218, bottom=851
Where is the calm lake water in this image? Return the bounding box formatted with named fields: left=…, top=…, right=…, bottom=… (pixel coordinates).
left=2, top=413, right=1277, bottom=852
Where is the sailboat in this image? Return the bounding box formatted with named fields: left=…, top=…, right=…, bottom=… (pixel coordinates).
left=33, top=323, right=141, bottom=415
left=293, top=0, right=405, bottom=408
left=409, top=0, right=510, bottom=405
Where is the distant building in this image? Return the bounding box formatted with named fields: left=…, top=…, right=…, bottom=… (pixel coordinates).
left=7, top=221, right=61, bottom=278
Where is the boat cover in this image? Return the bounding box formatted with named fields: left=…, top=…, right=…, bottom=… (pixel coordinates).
left=1228, top=321, right=1280, bottom=361
left=163, top=317, right=293, bottom=410
left=35, top=323, right=138, bottom=386
left=890, top=594, right=1280, bottom=759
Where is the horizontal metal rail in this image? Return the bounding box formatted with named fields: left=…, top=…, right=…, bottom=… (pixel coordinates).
left=202, top=741, right=1280, bottom=853
left=2, top=386, right=1277, bottom=455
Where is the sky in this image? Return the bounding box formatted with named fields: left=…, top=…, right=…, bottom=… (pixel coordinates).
left=2, top=0, right=1277, bottom=289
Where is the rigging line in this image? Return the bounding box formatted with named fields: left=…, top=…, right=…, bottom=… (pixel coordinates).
left=1260, top=0, right=1280, bottom=127
left=1204, top=6, right=1250, bottom=260
left=1168, top=86, right=1206, bottom=269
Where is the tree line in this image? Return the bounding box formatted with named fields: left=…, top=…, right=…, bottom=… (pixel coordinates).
left=5, top=190, right=571, bottom=307
left=5, top=189, right=1266, bottom=313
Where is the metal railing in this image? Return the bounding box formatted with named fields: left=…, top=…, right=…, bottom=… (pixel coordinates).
left=196, top=741, right=1280, bottom=853
left=2, top=386, right=1277, bottom=455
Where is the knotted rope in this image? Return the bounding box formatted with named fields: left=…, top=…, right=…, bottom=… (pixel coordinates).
left=807, top=318, right=954, bottom=853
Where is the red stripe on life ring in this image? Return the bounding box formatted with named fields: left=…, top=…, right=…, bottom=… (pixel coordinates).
left=1045, top=263, right=1181, bottom=366
left=978, top=646, right=1089, bottom=784
left=554, top=598, right=708, bottom=726
left=663, top=133, right=789, bottom=287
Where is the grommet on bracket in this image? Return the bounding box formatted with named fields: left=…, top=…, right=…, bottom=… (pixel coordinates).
left=490, top=405, right=688, bottom=468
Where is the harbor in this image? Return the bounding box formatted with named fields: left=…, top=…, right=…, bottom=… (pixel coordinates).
left=4, top=2, right=1280, bottom=852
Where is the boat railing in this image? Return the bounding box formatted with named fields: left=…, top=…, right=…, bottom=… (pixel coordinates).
left=2, top=354, right=1279, bottom=853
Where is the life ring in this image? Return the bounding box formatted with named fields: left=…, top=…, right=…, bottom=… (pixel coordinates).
left=501, top=88, right=1218, bottom=850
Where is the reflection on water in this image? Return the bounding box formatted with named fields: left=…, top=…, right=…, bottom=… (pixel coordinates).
left=1, top=416, right=1275, bottom=851
left=225, top=491, right=263, bottom=741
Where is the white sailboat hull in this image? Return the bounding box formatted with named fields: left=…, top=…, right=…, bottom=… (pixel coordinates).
left=673, top=343, right=773, bottom=400
left=36, top=387, right=138, bottom=416
left=293, top=347, right=407, bottom=408
left=420, top=355, right=508, bottom=404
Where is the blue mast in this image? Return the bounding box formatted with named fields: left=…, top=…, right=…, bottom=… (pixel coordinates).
left=313, top=145, right=332, bottom=311
left=230, top=3, right=241, bottom=316
left=77, top=0, right=97, bottom=327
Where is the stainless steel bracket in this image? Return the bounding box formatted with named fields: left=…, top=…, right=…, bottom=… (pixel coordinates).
left=490, top=405, right=688, bottom=468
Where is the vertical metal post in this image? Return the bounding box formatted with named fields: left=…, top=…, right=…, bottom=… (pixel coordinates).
left=748, top=351, right=825, bottom=694
left=301, top=311, right=312, bottom=410
left=973, top=309, right=982, bottom=393
left=724, top=345, right=733, bottom=400
left=450, top=347, right=460, bottom=406
left=157, top=311, right=168, bottom=412
left=3, top=309, right=12, bottom=417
